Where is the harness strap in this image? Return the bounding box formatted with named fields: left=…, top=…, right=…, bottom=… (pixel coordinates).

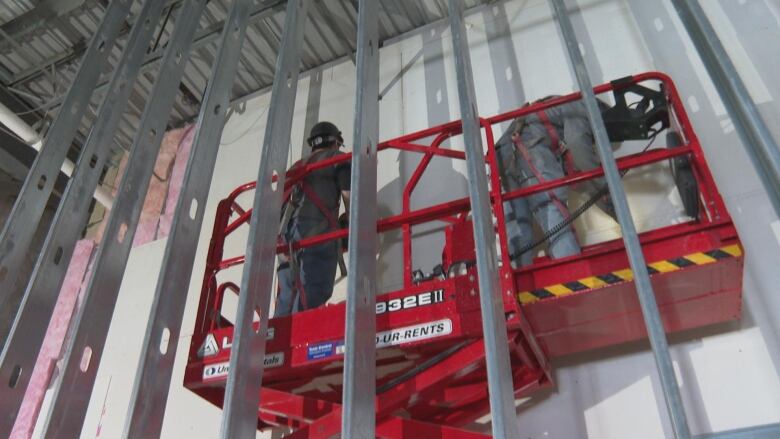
left=289, top=241, right=309, bottom=311
left=512, top=135, right=573, bottom=223
left=536, top=110, right=560, bottom=154
left=536, top=109, right=577, bottom=175
left=300, top=183, right=340, bottom=230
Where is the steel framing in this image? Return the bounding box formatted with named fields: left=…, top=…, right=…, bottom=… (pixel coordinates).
left=447, top=1, right=520, bottom=437
left=341, top=0, right=380, bottom=437
left=39, top=1, right=210, bottom=437
left=550, top=0, right=691, bottom=437
left=0, top=1, right=155, bottom=434
left=121, top=0, right=254, bottom=437
left=670, top=0, right=780, bottom=218
left=219, top=1, right=309, bottom=438
left=0, top=1, right=777, bottom=438
left=0, top=0, right=132, bottom=344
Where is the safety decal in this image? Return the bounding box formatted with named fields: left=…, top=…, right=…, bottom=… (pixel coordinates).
left=202, top=352, right=284, bottom=380
left=517, top=244, right=742, bottom=305
left=307, top=341, right=344, bottom=361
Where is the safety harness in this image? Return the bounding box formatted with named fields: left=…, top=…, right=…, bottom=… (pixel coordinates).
left=508, top=105, right=581, bottom=249
left=276, top=150, right=346, bottom=314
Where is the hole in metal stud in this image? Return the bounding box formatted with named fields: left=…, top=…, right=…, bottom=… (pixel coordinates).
left=8, top=365, right=22, bottom=388
left=117, top=223, right=128, bottom=243
left=159, top=328, right=171, bottom=355
left=79, top=347, right=93, bottom=372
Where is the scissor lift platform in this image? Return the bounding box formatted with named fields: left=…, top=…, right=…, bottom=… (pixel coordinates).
left=184, top=72, right=743, bottom=437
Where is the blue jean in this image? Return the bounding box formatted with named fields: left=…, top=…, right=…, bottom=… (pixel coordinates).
left=497, top=135, right=580, bottom=266
left=273, top=217, right=339, bottom=317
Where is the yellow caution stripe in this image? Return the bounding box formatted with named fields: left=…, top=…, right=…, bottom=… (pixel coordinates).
left=517, top=244, right=742, bottom=305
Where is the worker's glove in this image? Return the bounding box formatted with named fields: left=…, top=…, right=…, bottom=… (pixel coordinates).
left=338, top=213, right=349, bottom=251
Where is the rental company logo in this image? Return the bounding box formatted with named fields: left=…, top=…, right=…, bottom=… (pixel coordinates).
left=308, top=318, right=453, bottom=361
left=197, top=327, right=275, bottom=359
left=202, top=352, right=285, bottom=380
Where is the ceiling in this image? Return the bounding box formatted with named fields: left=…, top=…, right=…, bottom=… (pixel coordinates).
left=0, top=0, right=493, bottom=171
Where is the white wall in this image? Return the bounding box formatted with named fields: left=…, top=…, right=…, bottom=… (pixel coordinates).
left=53, top=0, right=780, bottom=437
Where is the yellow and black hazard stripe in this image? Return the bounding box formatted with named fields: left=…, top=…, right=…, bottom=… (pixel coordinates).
left=517, top=244, right=742, bottom=305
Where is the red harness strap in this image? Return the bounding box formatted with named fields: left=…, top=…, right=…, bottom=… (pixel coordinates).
left=511, top=135, right=570, bottom=216
left=300, top=183, right=340, bottom=229
left=284, top=151, right=342, bottom=231
left=536, top=109, right=576, bottom=174
left=536, top=110, right=560, bottom=152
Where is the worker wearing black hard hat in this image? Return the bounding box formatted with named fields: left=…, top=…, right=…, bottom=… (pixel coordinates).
left=274, top=121, right=351, bottom=317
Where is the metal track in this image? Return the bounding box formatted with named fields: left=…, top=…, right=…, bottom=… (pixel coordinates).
left=39, top=1, right=209, bottom=437
left=219, top=1, right=310, bottom=438
left=670, top=0, right=780, bottom=217
left=550, top=0, right=691, bottom=438
left=341, top=0, right=380, bottom=437
left=0, top=0, right=132, bottom=345
left=0, top=1, right=159, bottom=435
left=447, top=1, right=520, bottom=437
left=122, top=0, right=255, bottom=437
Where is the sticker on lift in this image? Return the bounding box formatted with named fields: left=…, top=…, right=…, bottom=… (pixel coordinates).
left=197, top=327, right=275, bottom=359
left=307, top=341, right=344, bottom=361
left=202, top=352, right=284, bottom=380
left=309, top=319, right=453, bottom=360
left=374, top=318, right=452, bottom=349
left=375, top=289, right=445, bottom=315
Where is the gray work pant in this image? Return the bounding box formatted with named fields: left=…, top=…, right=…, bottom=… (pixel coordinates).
left=497, top=137, right=581, bottom=266
left=273, top=217, right=339, bottom=317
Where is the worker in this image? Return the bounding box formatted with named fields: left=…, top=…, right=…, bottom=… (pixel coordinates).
left=273, top=121, right=351, bottom=317
left=496, top=97, right=619, bottom=267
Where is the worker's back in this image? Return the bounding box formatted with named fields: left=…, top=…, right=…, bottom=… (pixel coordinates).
left=293, top=149, right=350, bottom=222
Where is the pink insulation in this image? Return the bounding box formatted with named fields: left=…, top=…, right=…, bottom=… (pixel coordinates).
left=11, top=123, right=196, bottom=438
left=94, top=123, right=195, bottom=245
left=11, top=240, right=96, bottom=439
left=158, top=124, right=196, bottom=239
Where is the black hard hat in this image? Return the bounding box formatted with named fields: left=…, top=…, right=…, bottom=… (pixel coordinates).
left=307, top=121, right=343, bottom=149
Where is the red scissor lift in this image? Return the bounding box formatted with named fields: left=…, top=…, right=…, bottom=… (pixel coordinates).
left=184, top=72, right=743, bottom=437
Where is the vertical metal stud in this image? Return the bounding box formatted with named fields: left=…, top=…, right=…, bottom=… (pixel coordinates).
left=670, top=0, right=780, bottom=217
left=38, top=1, right=210, bottom=437
left=0, top=1, right=164, bottom=434
left=122, top=0, right=254, bottom=437
left=0, top=0, right=132, bottom=344
left=447, top=1, right=520, bottom=438
left=219, top=1, right=309, bottom=438
left=341, top=0, right=380, bottom=437
left=550, top=1, right=691, bottom=438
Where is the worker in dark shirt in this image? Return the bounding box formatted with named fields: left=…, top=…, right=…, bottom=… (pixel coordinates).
left=496, top=97, right=619, bottom=267
left=274, top=122, right=351, bottom=317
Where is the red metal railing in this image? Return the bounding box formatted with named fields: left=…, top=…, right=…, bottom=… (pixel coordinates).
left=195, top=72, right=729, bottom=335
